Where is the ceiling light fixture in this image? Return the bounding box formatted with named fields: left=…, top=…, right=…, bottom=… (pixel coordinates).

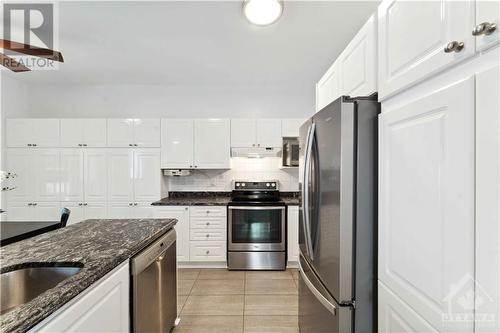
left=243, top=0, right=284, bottom=26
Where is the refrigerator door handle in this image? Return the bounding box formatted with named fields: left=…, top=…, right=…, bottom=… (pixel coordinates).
left=299, top=261, right=337, bottom=316
left=303, top=123, right=316, bottom=260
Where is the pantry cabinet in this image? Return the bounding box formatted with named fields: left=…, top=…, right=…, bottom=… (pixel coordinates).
left=475, top=65, right=500, bottom=333
left=107, top=119, right=160, bottom=148
left=154, top=206, right=190, bottom=262
left=475, top=0, right=500, bottom=52
left=60, top=119, right=107, bottom=147
left=378, top=0, right=474, bottom=99
left=378, top=77, right=475, bottom=331
left=5, top=149, right=60, bottom=203
left=107, top=149, right=160, bottom=203
left=231, top=119, right=282, bottom=148
left=60, top=149, right=107, bottom=203
left=161, top=119, right=230, bottom=169
left=378, top=281, right=437, bottom=333
left=6, top=119, right=60, bottom=148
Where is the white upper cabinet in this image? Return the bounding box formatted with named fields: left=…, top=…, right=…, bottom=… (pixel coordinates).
left=162, top=119, right=231, bottom=169
left=474, top=0, right=500, bottom=52
left=339, top=14, right=377, bottom=98
left=60, top=119, right=107, bottom=147
left=5, top=149, right=35, bottom=202
left=316, top=62, right=341, bottom=112
left=194, top=119, right=230, bottom=169
left=133, top=119, right=161, bottom=147
left=378, top=0, right=474, bottom=99
left=378, top=77, right=475, bottom=332
left=6, top=119, right=60, bottom=148
left=133, top=149, right=161, bottom=202
left=231, top=119, right=282, bottom=148
left=83, top=150, right=107, bottom=202
left=231, top=119, right=257, bottom=147
left=107, top=119, right=160, bottom=147
left=281, top=119, right=305, bottom=137
left=256, top=119, right=282, bottom=147
left=161, top=119, right=194, bottom=169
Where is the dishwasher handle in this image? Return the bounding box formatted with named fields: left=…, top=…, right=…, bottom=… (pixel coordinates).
left=131, top=229, right=176, bottom=276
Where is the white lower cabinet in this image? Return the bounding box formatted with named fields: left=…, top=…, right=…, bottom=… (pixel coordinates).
left=154, top=206, right=190, bottom=262
left=6, top=202, right=61, bottom=222
left=379, top=77, right=475, bottom=332
left=107, top=202, right=155, bottom=219
left=378, top=281, right=438, bottom=332
left=287, top=206, right=299, bottom=263
left=64, top=203, right=107, bottom=225
left=189, top=241, right=226, bottom=262
left=32, top=262, right=129, bottom=333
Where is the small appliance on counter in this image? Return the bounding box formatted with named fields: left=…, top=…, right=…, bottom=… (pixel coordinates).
left=227, top=180, right=287, bottom=270
left=282, top=137, right=300, bottom=167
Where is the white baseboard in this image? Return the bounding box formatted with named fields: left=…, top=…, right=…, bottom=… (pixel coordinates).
left=178, top=261, right=299, bottom=269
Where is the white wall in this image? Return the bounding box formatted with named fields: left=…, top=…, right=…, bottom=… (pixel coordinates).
left=166, top=157, right=299, bottom=193
left=23, top=83, right=314, bottom=119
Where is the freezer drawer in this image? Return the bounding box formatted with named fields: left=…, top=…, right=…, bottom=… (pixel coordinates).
left=299, top=255, right=352, bottom=333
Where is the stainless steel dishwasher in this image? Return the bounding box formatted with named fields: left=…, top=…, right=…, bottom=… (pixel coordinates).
left=131, top=229, right=177, bottom=333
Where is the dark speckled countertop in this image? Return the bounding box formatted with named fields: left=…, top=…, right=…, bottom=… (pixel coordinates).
left=152, top=191, right=300, bottom=206
left=0, top=218, right=176, bottom=333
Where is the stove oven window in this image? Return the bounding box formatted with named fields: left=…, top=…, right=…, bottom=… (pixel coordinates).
left=231, top=209, right=283, bottom=243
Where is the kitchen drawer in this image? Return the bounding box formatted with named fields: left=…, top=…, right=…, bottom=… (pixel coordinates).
left=190, top=241, right=226, bottom=262
left=190, top=216, right=226, bottom=229
left=190, top=206, right=227, bottom=218
left=190, top=229, right=226, bottom=241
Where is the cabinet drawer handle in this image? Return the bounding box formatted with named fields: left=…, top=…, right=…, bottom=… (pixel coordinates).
left=473, top=22, right=497, bottom=36
left=27, top=144, right=32, bottom=147
left=129, top=144, right=133, bottom=147
left=134, top=144, right=138, bottom=147
left=206, top=234, right=210, bottom=238
left=78, top=203, right=83, bottom=206
left=129, top=203, right=133, bottom=206
left=444, top=41, right=464, bottom=53
left=205, top=250, right=210, bottom=254
left=206, top=222, right=210, bottom=226
left=134, top=203, right=138, bottom=206
left=78, top=144, right=83, bottom=147
left=32, top=203, right=37, bottom=206
left=206, top=210, right=210, bottom=214
left=83, top=203, right=88, bottom=206
left=83, top=143, right=88, bottom=147
left=27, top=203, right=33, bottom=206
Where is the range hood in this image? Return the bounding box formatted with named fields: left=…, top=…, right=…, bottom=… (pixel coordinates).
left=231, top=147, right=281, bottom=158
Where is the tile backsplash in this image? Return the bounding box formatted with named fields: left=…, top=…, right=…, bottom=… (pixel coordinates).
left=165, top=157, right=299, bottom=193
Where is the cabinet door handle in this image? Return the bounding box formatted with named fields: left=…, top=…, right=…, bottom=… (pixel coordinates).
left=27, top=144, right=32, bottom=147
left=84, top=203, right=88, bottom=206
left=32, top=203, right=37, bottom=206
left=473, top=22, right=497, bottom=36
left=78, top=144, right=82, bottom=147
left=78, top=203, right=83, bottom=206
left=27, top=203, right=33, bottom=206
left=129, top=144, right=133, bottom=147
left=83, top=144, right=88, bottom=147
left=134, top=144, right=138, bottom=147
left=444, top=41, right=464, bottom=53
left=129, top=203, right=133, bottom=206
left=134, top=203, right=138, bottom=206
left=33, top=144, right=37, bottom=147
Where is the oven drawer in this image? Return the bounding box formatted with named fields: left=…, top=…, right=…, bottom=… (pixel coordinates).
left=190, top=206, right=227, bottom=218
left=190, top=229, right=226, bottom=241
left=189, top=241, right=227, bottom=261
left=190, top=217, right=226, bottom=229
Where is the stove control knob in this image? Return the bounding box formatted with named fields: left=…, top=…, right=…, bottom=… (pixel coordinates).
left=236, top=182, right=240, bottom=187
left=241, top=183, right=246, bottom=187
left=271, top=183, right=276, bottom=187
left=266, top=183, right=270, bottom=187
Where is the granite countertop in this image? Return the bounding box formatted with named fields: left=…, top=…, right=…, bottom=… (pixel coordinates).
left=0, top=218, right=176, bottom=333
left=151, top=191, right=300, bottom=206
left=152, top=192, right=231, bottom=206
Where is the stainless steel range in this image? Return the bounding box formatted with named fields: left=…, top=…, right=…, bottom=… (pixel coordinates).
left=227, top=181, right=287, bottom=271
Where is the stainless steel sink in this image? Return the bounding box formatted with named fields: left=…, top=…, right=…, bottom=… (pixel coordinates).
left=0, top=263, right=83, bottom=315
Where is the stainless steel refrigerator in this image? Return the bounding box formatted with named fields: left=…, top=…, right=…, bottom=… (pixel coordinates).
left=298, top=95, right=379, bottom=333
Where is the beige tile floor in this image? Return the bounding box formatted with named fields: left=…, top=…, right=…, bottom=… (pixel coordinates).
left=174, top=268, right=300, bottom=333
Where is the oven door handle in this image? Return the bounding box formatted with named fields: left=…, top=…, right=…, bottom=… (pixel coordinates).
left=228, top=206, right=286, bottom=210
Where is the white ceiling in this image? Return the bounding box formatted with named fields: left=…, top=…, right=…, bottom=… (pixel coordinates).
left=8, top=1, right=379, bottom=86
